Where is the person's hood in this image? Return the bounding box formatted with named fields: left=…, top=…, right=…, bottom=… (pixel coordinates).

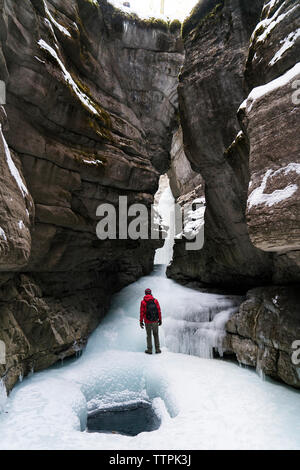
left=143, top=294, right=154, bottom=301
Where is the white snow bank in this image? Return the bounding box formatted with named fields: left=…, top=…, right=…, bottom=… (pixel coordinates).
left=239, top=62, right=300, bottom=113
left=0, top=124, right=28, bottom=198
left=248, top=163, right=300, bottom=209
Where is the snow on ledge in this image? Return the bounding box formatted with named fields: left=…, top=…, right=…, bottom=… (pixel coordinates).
left=248, top=163, right=300, bottom=210
left=239, top=62, right=300, bottom=113
left=250, top=2, right=298, bottom=46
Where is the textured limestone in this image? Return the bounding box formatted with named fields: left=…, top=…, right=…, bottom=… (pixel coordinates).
left=226, top=286, right=300, bottom=388
left=0, top=0, right=183, bottom=390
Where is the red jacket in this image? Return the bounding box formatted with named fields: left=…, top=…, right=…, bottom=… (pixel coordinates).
left=140, top=295, right=162, bottom=324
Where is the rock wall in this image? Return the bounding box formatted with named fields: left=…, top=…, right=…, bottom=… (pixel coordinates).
left=167, top=0, right=300, bottom=387
left=226, top=286, right=300, bottom=388
left=227, top=0, right=300, bottom=386
left=0, top=0, right=183, bottom=390
left=239, top=0, right=300, bottom=283
left=168, top=0, right=273, bottom=288
left=167, top=126, right=203, bottom=200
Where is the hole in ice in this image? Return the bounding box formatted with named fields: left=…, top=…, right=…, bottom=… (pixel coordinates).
left=86, top=399, right=161, bottom=436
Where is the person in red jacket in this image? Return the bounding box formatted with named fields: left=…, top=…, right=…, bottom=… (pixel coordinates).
left=140, top=288, right=162, bottom=354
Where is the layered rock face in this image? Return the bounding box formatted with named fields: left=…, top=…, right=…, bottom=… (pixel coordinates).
left=0, top=0, right=183, bottom=390
left=168, top=0, right=274, bottom=288
left=240, top=0, right=300, bottom=283
left=167, top=126, right=203, bottom=200
left=167, top=0, right=300, bottom=386
left=226, top=286, right=300, bottom=388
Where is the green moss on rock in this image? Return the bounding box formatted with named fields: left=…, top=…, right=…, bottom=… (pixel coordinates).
left=170, top=19, right=181, bottom=34
left=182, top=0, right=225, bottom=39
left=99, top=0, right=174, bottom=35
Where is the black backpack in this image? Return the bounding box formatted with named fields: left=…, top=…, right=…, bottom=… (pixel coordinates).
left=146, top=299, right=159, bottom=322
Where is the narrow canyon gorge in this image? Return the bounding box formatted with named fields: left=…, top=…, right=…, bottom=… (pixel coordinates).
left=0, top=0, right=299, bottom=435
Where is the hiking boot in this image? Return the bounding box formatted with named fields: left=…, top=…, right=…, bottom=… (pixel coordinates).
left=155, top=350, right=162, bottom=354
left=145, top=350, right=152, bottom=354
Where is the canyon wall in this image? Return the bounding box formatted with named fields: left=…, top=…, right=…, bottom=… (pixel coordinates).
left=168, top=0, right=300, bottom=387
left=0, top=0, right=183, bottom=390
left=168, top=0, right=274, bottom=288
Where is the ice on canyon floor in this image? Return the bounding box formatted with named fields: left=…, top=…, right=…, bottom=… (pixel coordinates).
left=251, top=2, right=298, bottom=46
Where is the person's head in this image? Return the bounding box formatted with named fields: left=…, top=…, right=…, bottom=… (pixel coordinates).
left=145, top=288, right=152, bottom=295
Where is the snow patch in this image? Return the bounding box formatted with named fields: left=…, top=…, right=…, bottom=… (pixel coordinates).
left=34, top=56, right=46, bottom=64
left=269, top=29, right=300, bottom=65
left=0, top=380, right=6, bottom=414
left=83, top=159, right=103, bottom=166
left=43, top=0, right=71, bottom=38
left=0, top=227, right=7, bottom=242
left=239, top=62, right=300, bottom=113
left=248, top=163, right=300, bottom=209
left=108, top=0, right=199, bottom=21
left=38, top=40, right=100, bottom=116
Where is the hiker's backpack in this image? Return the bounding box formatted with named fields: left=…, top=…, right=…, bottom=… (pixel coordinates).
left=146, top=299, right=159, bottom=322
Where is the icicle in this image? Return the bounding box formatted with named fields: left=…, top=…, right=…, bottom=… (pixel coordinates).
left=0, top=379, right=7, bottom=413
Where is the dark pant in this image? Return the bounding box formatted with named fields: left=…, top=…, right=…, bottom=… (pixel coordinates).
left=145, top=323, right=160, bottom=352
